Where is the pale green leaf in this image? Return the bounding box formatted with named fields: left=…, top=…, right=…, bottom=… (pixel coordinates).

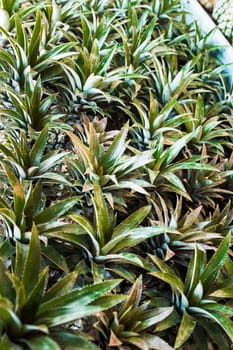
left=174, top=311, right=196, bottom=349
left=210, top=288, right=233, bottom=298
left=142, top=334, right=174, bottom=350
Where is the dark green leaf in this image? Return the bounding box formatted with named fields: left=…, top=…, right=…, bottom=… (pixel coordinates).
left=30, top=126, right=49, bottom=165
left=0, top=334, right=21, bottom=350
left=37, top=279, right=122, bottom=321
left=0, top=238, right=15, bottom=260
left=112, top=205, right=151, bottom=238
left=191, top=307, right=233, bottom=342
left=92, top=181, right=111, bottom=246
left=3, top=165, right=25, bottom=227
left=22, top=224, right=40, bottom=296
left=101, top=122, right=128, bottom=171
left=102, top=226, right=169, bottom=254
left=185, top=246, right=205, bottom=296
left=28, top=11, right=41, bottom=66
left=149, top=254, right=184, bottom=292
left=23, top=336, right=60, bottom=350
left=42, top=271, right=78, bottom=303
left=41, top=244, right=69, bottom=273
left=21, top=267, right=48, bottom=323
left=34, top=197, right=79, bottom=224
left=52, top=331, right=101, bottom=350
left=38, top=294, right=125, bottom=326
left=0, top=259, right=14, bottom=301
left=201, top=234, right=231, bottom=293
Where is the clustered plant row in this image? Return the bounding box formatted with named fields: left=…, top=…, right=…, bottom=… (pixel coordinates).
left=0, top=0, right=233, bottom=349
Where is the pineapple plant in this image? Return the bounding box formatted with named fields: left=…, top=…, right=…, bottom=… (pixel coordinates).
left=93, top=276, right=174, bottom=349
left=0, top=225, right=124, bottom=350
left=65, top=117, right=153, bottom=209
left=0, top=1, right=232, bottom=349
left=147, top=234, right=233, bottom=349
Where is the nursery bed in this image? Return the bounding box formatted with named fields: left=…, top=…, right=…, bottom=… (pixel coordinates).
left=0, top=1, right=233, bottom=349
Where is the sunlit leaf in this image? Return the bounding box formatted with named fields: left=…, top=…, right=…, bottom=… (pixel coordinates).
left=174, top=311, right=196, bottom=349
